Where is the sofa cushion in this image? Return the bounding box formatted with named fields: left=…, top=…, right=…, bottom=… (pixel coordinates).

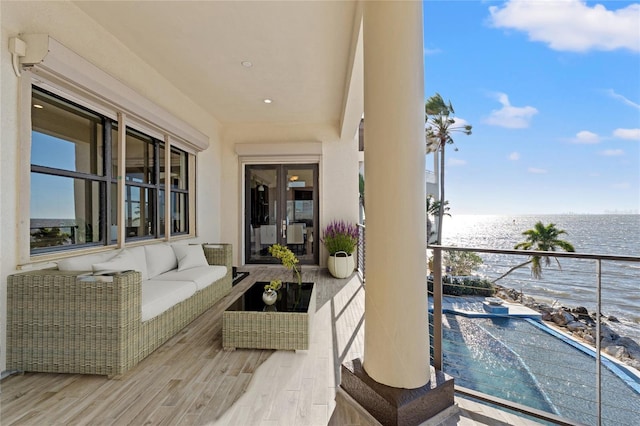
left=141, top=280, right=197, bottom=321
left=172, top=244, right=209, bottom=271
left=127, top=246, right=149, bottom=280
left=153, top=265, right=228, bottom=291
left=145, top=244, right=178, bottom=279
left=58, top=251, right=119, bottom=271
left=92, top=247, right=149, bottom=280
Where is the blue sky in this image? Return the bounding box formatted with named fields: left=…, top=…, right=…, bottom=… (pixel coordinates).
left=423, top=0, right=640, bottom=215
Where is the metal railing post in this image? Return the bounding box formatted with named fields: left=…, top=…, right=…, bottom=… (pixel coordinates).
left=433, top=246, right=443, bottom=370
left=596, top=259, right=602, bottom=426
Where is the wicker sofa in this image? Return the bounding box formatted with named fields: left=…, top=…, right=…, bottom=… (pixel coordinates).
left=7, top=243, right=232, bottom=378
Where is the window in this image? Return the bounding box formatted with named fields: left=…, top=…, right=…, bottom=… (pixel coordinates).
left=169, top=148, right=189, bottom=234
left=124, top=129, right=157, bottom=239
left=30, top=86, right=192, bottom=254
left=30, top=88, right=108, bottom=252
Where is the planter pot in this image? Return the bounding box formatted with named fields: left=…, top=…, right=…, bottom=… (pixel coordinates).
left=262, top=289, right=277, bottom=305
left=327, top=251, right=355, bottom=278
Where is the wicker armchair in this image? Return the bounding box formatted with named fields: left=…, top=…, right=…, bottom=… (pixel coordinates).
left=7, top=244, right=232, bottom=378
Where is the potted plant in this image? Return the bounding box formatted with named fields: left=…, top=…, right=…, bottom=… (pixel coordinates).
left=322, top=220, right=359, bottom=278
left=268, top=244, right=301, bottom=286
left=262, top=279, right=282, bottom=305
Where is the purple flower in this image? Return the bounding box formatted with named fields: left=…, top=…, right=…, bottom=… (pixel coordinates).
left=321, top=220, right=359, bottom=255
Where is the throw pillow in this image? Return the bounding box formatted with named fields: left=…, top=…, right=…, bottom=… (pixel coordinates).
left=92, top=249, right=139, bottom=275
left=173, top=244, right=209, bottom=271
left=145, top=244, right=178, bottom=278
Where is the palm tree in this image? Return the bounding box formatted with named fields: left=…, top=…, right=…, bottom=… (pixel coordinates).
left=359, top=172, right=365, bottom=209
left=493, top=221, right=576, bottom=282
left=426, top=195, right=449, bottom=217
left=425, top=93, right=472, bottom=245
left=426, top=195, right=449, bottom=244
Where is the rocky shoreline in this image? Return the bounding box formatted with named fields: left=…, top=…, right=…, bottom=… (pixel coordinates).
left=495, top=285, right=640, bottom=373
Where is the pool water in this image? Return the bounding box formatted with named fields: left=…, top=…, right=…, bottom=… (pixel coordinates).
left=431, top=313, right=640, bottom=426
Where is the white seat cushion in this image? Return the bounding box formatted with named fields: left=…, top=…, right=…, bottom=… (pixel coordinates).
left=145, top=244, right=178, bottom=279
left=153, top=265, right=227, bottom=291
left=141, top=280, right=197, bottom=321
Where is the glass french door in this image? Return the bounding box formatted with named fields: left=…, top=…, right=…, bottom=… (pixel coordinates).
left=245, top=164, right=319, bottom=264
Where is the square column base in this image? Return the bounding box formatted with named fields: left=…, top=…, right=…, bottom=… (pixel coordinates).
left=338, top=358, right=455, bottom=426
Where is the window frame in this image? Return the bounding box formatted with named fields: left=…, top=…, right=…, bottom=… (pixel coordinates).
left=23, top=78, right=196, bottom=261
left=168, top=147, right=190, bottom=236
left=29, top=86, right=113, bottom=254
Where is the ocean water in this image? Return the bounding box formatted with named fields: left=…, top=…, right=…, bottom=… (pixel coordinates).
left=441, top=214, right=640, bottom=341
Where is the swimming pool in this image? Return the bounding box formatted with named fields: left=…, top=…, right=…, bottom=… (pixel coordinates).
left=431, top=313, right=640, bottom=426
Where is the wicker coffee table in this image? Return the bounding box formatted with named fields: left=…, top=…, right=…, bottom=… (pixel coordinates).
left=222, top=281, right=316, bottom=351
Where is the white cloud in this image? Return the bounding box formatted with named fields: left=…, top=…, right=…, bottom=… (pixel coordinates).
left=600, top=149, right=624, bottom=156
left=605, top=89, right=640, bottom=109
left=528, top=167, right=547, bottom=174
left=448, top=158, right=467, bottom=167
left=509, top=152, right=520, bottom=161
left=451, top=117, right=471, bottom=128
left=488, top=0, right=640, bottom=52
left=613, top=128, right=640, bottom=140
left=570, top=130, right=601, bottom=144
left=484, top=92, right=538, bottom=128
left=612, top=182, right=631, bottom=189
left=424, top=47, right=442, bottom=56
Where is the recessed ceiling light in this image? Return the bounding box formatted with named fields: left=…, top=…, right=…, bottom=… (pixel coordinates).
left=263, top=99, right=273, bottom=104
left=33, top=104, right=44, bottom=109
left=241, top=61, right=252, bottom=68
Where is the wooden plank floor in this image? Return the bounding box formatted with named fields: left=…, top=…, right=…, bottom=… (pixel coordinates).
left=1, top=266, right=542, bottom=425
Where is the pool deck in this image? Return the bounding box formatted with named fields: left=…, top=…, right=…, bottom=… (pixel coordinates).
left=431, top=295, right=543, bottom=319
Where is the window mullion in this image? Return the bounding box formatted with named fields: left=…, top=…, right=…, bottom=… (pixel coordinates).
left=31, top=165, right=107, bottom=182
left=165, top=135, right=171, bottom=239
left=117, top=112, right=127, bottom=247
left=154, top=139, right=160, bottom=238
left=103, top=119, right=112, bottom=246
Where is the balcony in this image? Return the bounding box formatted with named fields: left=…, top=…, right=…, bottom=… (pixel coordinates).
left=6, top=240, right=640, bottom=425
left=2, top=264, right=551, bottom=425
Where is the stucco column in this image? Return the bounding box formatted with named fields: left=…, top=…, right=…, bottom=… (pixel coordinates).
left=363, top=1, right=428, bottom=388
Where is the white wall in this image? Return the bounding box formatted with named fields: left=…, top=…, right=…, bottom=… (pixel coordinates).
left=320, top=132, right=361, bottom=258
left=0, top=1, right=223, bottom=374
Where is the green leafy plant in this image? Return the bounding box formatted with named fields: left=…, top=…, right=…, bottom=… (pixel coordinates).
left=268, top=244, right=301, bottom=286
left=428, top=276, right=494, bottom=297
left=264, top=279, right=282, bottom=292
left=443, top=250, right=483, bottom=276
left=31, top=227, right=71, bottom=248
left=321, top=220, right=359, bottom=255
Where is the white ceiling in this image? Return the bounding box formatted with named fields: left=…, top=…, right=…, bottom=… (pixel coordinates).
left=73, top=1, right=361, bottom=130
